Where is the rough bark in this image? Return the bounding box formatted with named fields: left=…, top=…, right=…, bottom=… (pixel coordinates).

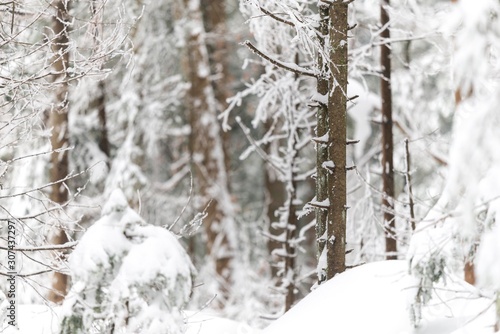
left=47, top=0, right=71, bottom=304
left=177, top=0, right=233, bottom=305
left=326, top=2, right=348, bottom=278
left=380, top=0, right=397, bottom=260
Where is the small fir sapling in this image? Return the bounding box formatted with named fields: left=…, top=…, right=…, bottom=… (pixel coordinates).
left=59, top=189, right=195, bottom=334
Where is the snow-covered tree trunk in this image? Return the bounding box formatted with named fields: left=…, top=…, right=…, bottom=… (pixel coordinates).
left=315, top=2, right=331, bottom=284
left=177, top=0, right=234, bottom=305
left=48, top=0, right=71, bottom=304
left=380, top=0, right=397, bottom=260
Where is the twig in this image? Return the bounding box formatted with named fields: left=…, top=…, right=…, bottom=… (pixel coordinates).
left=0, top=241, right=77, bottom=252
left=0, top=269, right=52, bottom=278
left=259, top=6, right=293, bottom=27
left=243, top=41, right=318, bottom=78
left=168, top=171, right=194, bottom=231
left=404, top=138, right=416, bottom=231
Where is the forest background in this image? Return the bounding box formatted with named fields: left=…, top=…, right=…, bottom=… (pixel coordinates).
left=1, top=0, right=500, bottom=333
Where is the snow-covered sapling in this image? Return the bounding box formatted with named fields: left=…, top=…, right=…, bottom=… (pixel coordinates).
left=59, top=189, right=195, bottom=334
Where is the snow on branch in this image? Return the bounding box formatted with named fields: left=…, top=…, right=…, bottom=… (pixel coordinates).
left=0, top=241, right=77, bottom=252
left=243, top=40, right=318, bottom=78
left=258, top=6, right=294, bottom=27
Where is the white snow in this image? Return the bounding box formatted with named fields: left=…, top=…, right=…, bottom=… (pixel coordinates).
left=185, top=311, right=260, bottom=334
left=476, top=222, right=500, bottom=291
left=262, top=261, right=495, bottom=334
left=0, top=306, right=261, bottom=334
left=347, top=80, right=380, bottom=159
left=59, top=189, right=196, bottom=334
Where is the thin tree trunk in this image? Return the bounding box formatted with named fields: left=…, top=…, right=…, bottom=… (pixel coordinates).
left=47, top=0, right=71, bottom=304
left=315, top=3, right=330, bottom=284
left=283, top=158, right=298, bottom=311
left=264, top=144, right=286, bottom=279
left=380, top=0, right=397, bottom=260
left=177, top=0, right=234, bottom=305
left=96, top=81, right=110, bottom=158
left=90, top=0, right=110, bottom=159
left=326, top=2, right=348, bottom=278
left=404, top=139, right=415, bottom=231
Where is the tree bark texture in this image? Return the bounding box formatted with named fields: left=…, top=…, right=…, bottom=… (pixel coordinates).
left=47, top=0, right=71, bottom=304
left=326, top=2, right=348, bottom=278
left=380, top=0, right=397, bottom=260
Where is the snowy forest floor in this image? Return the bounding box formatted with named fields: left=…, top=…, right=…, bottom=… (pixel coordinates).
left=2, top=261, right=495, bottom=334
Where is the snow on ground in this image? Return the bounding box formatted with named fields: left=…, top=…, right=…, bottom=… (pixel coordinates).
left=185, top=311, right=260, bottom=334
left=0, top=306, right=260, bottom=334
left=262, top=261, right=496, bottom=334
left=1, top=261, right=495, bottom=333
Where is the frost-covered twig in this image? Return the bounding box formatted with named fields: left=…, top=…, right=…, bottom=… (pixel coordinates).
left=243, top=40, right=318, bottom=78
left=0, top=269, right=52, bottom=278
left=0, top=241, right=77, bottom=252
left=259, top=6, right=293, bottom=27
left=404, top=138, right=416, bottom=231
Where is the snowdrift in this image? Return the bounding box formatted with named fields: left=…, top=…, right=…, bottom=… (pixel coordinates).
left=263, top=261, right=495, bottom=334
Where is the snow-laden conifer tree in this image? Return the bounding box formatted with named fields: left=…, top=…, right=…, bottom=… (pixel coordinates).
left=59, top=189, right=195, bottom=334
left=408, top=0, right=500, bottom=327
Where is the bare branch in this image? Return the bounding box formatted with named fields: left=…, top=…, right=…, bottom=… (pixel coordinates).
left=243, top=40, right=318, bottom=78
left=0, top=269, right=52, bottom=278
left=0, top=241, right=77, bottom=252
left=259, top=6, right=293, bottom=27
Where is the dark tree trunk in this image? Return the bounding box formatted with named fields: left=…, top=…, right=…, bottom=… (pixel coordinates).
left=326, top=2, right=348, bottom=278
left=380, top=0, right=397, bottom=260
left=316, top=1, right=349, bottom=283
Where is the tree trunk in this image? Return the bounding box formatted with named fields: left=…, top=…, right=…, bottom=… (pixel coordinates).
left=283, top=161, right=298, bottom=312
left=380, top=0, right=397, bottom=260
left=177, top=0, right=234, bottom=306
left=315, top=3, right=331, bottom=284
left=47, top=0, right=71, bottom=304
left=264, top=143, right=286, bottom=279
left=200, top=0, right=232, bottom=180
left=316, top=1, right=349, bottom=283
left=326, top=2, right=348, bottom=278
left=90, top=0, right=110, bottom=159
left=96, top=81, right=110, bottom=158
